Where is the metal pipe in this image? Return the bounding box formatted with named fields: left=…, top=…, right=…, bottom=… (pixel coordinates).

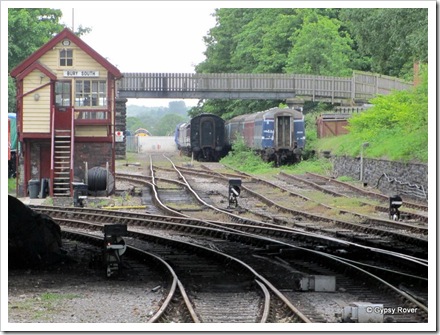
left=360, top=142, right=369, bottom=182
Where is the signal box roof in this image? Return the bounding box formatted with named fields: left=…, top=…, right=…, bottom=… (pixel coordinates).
left=10, top=28, right=122, bottom=79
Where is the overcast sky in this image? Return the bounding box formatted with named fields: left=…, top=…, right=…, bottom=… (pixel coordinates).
left=56, top=2, right=219, bottom=107
left=5, top=1, right=433, bottom=108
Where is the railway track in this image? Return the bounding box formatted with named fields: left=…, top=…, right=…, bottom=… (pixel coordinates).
left=16, top=153, right=430, bottom=323
left=61, top=229, right=199, bottom=323
left=115, top=155, right=427, bottom=258
left=277, top=172, right=428, bottom=223
left=199, top=163, right=428, bottom=234
left=32, top=206, right=428, bottom=323
left=55, top=220, right=312, bottom=323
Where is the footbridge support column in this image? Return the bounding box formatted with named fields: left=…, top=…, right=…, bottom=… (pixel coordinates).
left=115, top=98, right=127, bottom=160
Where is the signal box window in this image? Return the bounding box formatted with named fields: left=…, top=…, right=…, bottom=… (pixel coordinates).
left=75, top=80, right=107, bottom=107
left=60, top=49, right=73, bottom=66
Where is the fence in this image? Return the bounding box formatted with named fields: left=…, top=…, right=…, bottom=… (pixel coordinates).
left=118, top=71, right=413, bottom=103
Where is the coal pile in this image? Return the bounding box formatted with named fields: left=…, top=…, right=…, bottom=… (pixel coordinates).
left=8, top=195, right=65, bottom=268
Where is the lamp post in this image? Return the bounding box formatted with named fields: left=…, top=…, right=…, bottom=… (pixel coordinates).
left=360, top=142, right=369, bottom=183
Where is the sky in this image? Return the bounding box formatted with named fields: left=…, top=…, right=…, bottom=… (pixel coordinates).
left=57, top=2, right=219, bottom=107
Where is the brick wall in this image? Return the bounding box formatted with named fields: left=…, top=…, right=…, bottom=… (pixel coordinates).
left=74, top=142, right=113, bottom=182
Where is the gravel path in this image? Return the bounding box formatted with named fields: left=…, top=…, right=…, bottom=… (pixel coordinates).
left=8, top=239, right=164, bottom=324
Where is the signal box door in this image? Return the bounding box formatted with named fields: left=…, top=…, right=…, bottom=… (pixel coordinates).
left=54, top=81, right=73, bottom=130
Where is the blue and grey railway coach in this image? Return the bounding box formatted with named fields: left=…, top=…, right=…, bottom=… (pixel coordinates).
left=225, top=107, right=305, bottom=165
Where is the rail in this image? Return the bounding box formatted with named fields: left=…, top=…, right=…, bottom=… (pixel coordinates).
left=117, top=71, right=413, bottom=103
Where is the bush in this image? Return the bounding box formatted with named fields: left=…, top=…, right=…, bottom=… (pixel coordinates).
left=314, top=66, right=428, bottom=163
left=220, top=136, right=274, bottom=174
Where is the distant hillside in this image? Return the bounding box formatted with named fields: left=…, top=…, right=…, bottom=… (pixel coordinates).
left=126, top=101, right=190, bottom=136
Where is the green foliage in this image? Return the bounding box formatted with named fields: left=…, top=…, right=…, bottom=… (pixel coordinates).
left=315, top=66, right=428, bottom=163
left=126, top=103, right=189, bottom=135
left=155, top=114, right=187, bottom=136
left=8, top=8, right=64, bottom=113
left=8, top=8, right=64, bottom=71
left=8, top=76, right=16, bottom=113
left=195, top=8, right=428, bottom=118
left=220, top=136, right=274, bottom=173
left=337, top=176, right=355, bottom=182
left=285, top=13, right=353, bottom=76
left=283, top=157, right=333, bottom=175
left=341, top=8, right=428, bottom=77
left=8, top=178, right=16, bottom=194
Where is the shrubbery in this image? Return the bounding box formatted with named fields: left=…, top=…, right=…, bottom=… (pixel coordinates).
left=220, top=135, right=332, bottom=175
left=220, top=136, right=275, bottom=174
left=316, top=67, right=428, bottom=163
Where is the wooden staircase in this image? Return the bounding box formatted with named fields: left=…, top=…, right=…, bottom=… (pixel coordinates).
left=52, top=129, right=73, bottom=197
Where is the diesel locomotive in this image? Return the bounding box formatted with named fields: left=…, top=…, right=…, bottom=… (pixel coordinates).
left=225, top=107, right=305, bottom=165
left=175, top=113, right=227, bottom=162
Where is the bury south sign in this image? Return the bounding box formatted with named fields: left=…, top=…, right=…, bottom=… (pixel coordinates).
left=64, top=70, right=100, bottom=77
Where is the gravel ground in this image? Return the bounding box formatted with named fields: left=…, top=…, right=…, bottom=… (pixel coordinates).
left=8, top=239, right=165, bottom=324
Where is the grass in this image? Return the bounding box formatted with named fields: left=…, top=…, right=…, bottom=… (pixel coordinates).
left=221, top=148, right=333, bottom=177
left=8, top=178, right=16, bottom=194
left=221, top=136, right=333, bottom=176
left=282, top=157, right=333, bottom=175
left=9, top=292, right=80, bottom=321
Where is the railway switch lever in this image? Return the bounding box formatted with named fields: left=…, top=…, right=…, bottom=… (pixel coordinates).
left=389, top=195, right=402, bottom=221
left=103, top=224, right=127, bottom=278
left=228, top=179, right=241, bottom=208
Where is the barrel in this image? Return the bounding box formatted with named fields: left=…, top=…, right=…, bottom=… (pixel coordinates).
left=28, top=179, right=40, bottom=199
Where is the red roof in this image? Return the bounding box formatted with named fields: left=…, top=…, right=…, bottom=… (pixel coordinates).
left=15, top=61, right=57, bottom=81
left=10, top=28, right=122, bottom=79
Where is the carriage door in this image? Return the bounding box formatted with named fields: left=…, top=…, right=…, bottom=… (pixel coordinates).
left=200, top=118, right=214, bottom=148
left=277, top=116, right=291, bottom=148
left=54, top=81, right=72, bottom=130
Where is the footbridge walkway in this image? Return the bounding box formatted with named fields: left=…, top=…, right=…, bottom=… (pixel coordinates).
left=117, top=71, right=412, bottom=104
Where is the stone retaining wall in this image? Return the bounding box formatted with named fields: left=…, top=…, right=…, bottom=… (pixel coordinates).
left=332, top=156, right=428, bottom=201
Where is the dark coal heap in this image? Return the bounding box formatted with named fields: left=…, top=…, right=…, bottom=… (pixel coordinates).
left=8, top=195, right=65, bottom=268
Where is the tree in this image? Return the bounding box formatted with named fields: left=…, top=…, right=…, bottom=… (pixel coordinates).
left=285, top=13, right=353, bottom=76
left=341, top=8, right=428, bottom=78
left=194, top=8, right=358, bottom=118
left=231, top=8, right=301, bottom=73
left=155, top=114, right=186, bottom=136
left=168, top=101, right=187, bottom=115
left=196, top=8, right=257, bottom=73
left=8, top=8, right=64, bottom=71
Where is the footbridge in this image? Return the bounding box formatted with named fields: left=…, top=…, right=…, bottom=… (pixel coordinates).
left=117, top=71, right=412, bottom=104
